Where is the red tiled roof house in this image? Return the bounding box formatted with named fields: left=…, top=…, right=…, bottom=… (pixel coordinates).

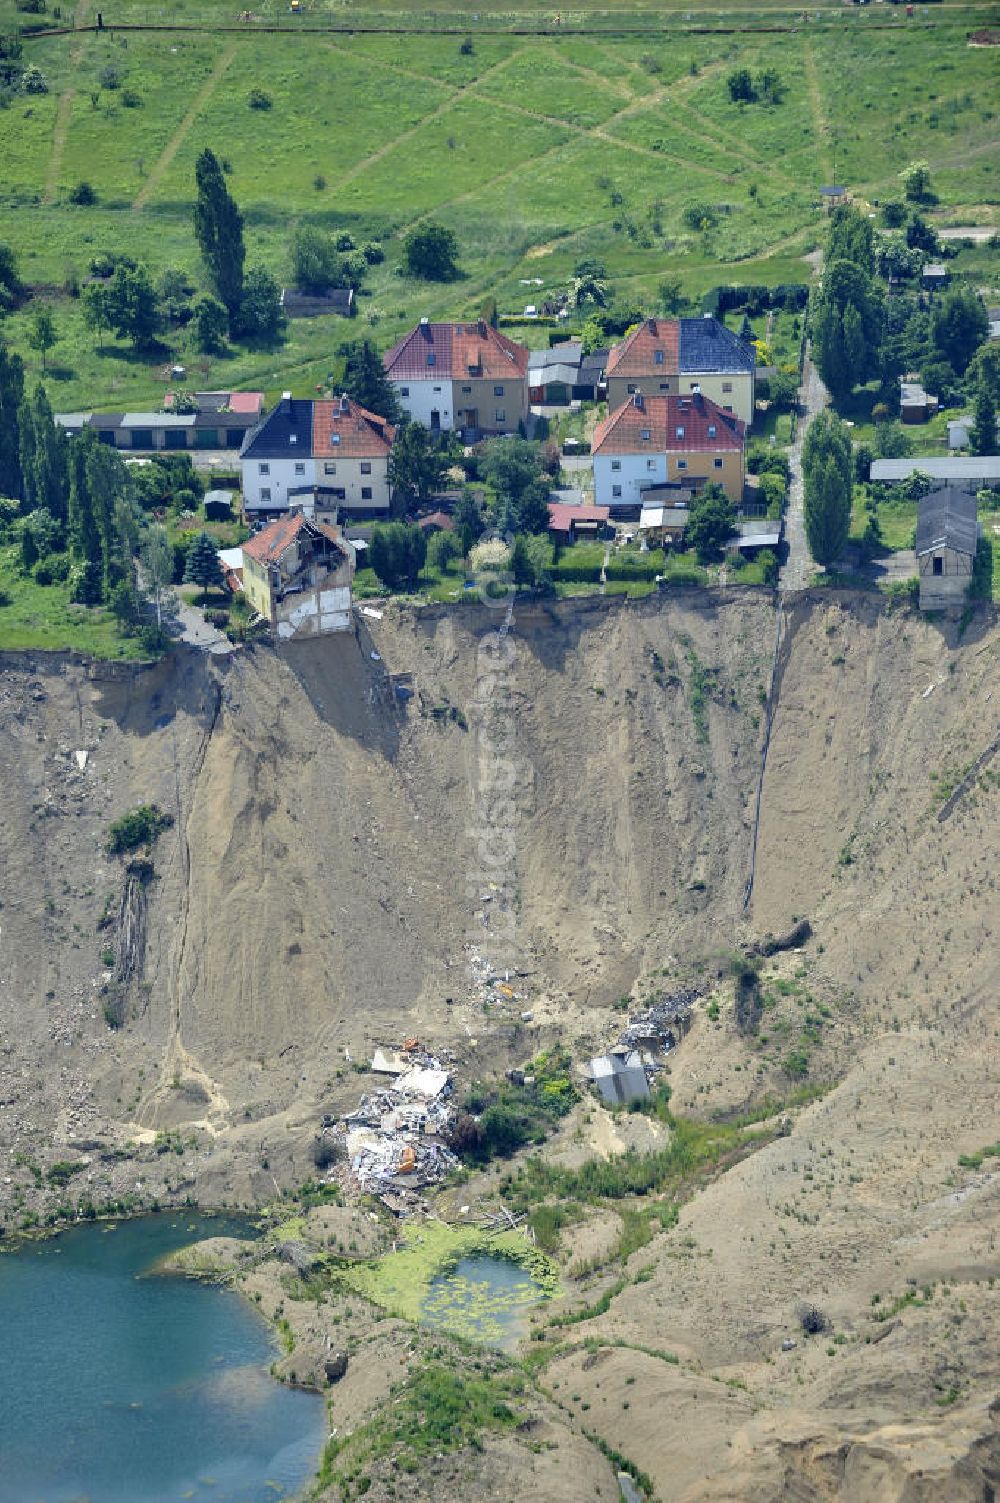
left=383, top=319, right=530, bottom=436
left=592, top=390, right=746, bottom=511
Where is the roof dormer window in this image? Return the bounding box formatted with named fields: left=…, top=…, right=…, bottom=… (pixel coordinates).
left=654, top=350, right=664, bottom=365
left=641, top=428, right=650, bottom=441
left=676, top=426, right=685, bottom=440
left=330, top=433, right=340, bottom=444
left=708, top=424, right=716, bottom=437
left=427, top=353, right=436, bottom=366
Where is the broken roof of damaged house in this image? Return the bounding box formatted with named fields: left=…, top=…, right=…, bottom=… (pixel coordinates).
left=606, top=316, right=755, bottom=380
left=592, top=390, right=746, bottom=455
left=313, top=394, right=395, bottom=457
left=590, top=1052, right=650, bottom=1105
left=242, top=512, right=347, bottom=568
left=915, top=487, right=978, bottom=558
left=383, top=319, right=530, bottom=380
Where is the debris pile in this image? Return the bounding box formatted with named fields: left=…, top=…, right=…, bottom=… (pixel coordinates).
left=324, top=1044, right=461, bottom=1211
left=591, top=988, right=701, bottom=1100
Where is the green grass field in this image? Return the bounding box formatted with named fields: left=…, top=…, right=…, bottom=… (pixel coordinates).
left=0, top=2, right=997, bottom=410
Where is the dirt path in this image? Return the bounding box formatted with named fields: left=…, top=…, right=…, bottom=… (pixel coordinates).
left=779, top=349, right=827, bottom=594
left=42, top=0, right=92, bottom=206
left=333, top=48, right=527, bottom=192
left=802, top=37, right=834, bottom=183
left=132, top=41, right=237, bottom=210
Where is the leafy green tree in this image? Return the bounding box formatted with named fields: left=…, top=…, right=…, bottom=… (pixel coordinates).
left=18, top=384, right=68, bottom=522
left=580, top=317, right=606, bottom=355
left=403, top=222, right=459, bottom=281
left=802, top=411, right=853, bottom=568
left=26, top=305, right=56, bottom=371
left=685, top=483, right=737, bottom=562
left=481, top=436, right=549, bottom=533
left=141, top=524, right=173, bottom=626
left=968, top=343, right=1000, bottom=406
left=970, top=382, right=997, bottom=458
left=826, top=203, right=875, bottom=275
left=510, top=531, right=552, bottom=588
left=237, top=265, right=285, bottom=342
left=453, top=488, right=485, bottom=556
left=338, top=338, right=401, bottom=422
left=81, top=281, right=112, bottom=351
left=103, top=263, right=160, bottom=348
left=291, top=225, right=341, bottom=294
left=873, top=420, right=911, bottom=459
left=658, top=278, right=684, bottom=315
left=388, top=422, right=448, bottom=518
left=931, top=285, right=989, bottom=376
left=900, top=160, right=933, bottom=203
left=811, top=259, right=884, bottom=401
left=194, top=148, right=245, bottom=323
left=193, top=296, right=228, bottom=354
left=369, top=521, right=427, bottom=590
left=0, top=241, right=22, bottom=313
left=727, top=67, right=754, bottom=102
left=0, top=342, right=25, bottom=501
left=183, top=531, right=224, bottom=596
left=427, top=528, right=462, bottom=572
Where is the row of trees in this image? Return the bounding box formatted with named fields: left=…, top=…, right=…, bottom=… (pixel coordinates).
left=812, top=202, right=991, bottom=410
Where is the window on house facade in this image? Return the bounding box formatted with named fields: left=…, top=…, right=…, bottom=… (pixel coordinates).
left=627, top=384, right=637, bottom=394
left=611, top=459, right=622, bottom=472
left=462, top=385, right=472, bottom=394
left=933, top=556, right=943, bottom=576
left=400, top=386, right=410, bottom=397
left=259, top=462, right=270, bottom=475
left=361, top=487, right=373, bottom=500
left=324, top=462, right=337, bottom=475
left=646, top=459, right=656, bottom=471
left=713, top=458, right=723, bottom=469
left=722, top=381, right=733, bottom=393
left=360, top=461, right=372, bottom=474
left=294, top=462, right=305, bottom=475
left=260, top=487, right=271, bottom=501
left=612, top=485, right=622, bottom=498
left=724, top=405, right=733, bottom=413
left=676, top=459, right=688, bottom=471
left=494, top=385, right=504, bottom=397
left=495, top=409, right=505, bottom=423
left=659, top=383, right=669, bottom=392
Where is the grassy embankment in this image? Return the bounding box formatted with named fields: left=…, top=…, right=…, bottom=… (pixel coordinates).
left=2, top=10, right=997, bottom=412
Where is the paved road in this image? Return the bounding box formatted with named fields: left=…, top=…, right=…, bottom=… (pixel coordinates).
left=780, top=349, right=829, bottom=594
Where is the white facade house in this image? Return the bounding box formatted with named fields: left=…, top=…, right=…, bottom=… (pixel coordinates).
left=594, top=451, right=668, bottom=509
left=240, top=393, right=395, bottom=518
left=393, top=377, right=455, bottom=432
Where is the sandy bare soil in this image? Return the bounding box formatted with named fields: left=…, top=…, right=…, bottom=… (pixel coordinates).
left=1, top=589, right=998, bottom=1501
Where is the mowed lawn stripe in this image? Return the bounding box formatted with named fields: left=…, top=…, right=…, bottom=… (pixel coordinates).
left=331, top=46, right=530, bottom=194
left=132, top=41, right=237, bottom=210
left=43, top=0, right=93, bottom=206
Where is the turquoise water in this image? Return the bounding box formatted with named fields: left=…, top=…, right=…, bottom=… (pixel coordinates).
left=0, top=1214, right=325, bottom=1503
left=420, top=1253, right=543, bottom=1349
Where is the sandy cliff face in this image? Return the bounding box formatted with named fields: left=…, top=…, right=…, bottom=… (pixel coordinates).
left=1, top=591, right=998, bottom=1502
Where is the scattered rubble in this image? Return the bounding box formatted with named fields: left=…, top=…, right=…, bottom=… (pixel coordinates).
left=317, top=1044, right=461, bottom=1212
left=588, top=988, right=701, bottom=1102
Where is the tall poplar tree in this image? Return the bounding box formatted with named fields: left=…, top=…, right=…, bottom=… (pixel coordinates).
left=803, top=411, right=853, bottom=568
left=0, top=342, right=25, bottom=500
left=193, top=149, right=245, bottom=325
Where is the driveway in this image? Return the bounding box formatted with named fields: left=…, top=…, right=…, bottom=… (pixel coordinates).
left=780, top=349, right=829, bottom=594
left=163, top=594, right=234, bottom=655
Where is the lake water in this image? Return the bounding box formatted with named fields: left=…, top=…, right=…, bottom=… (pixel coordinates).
left=420, top=1253, right=543, bottom=1349
left=0, top=1214, right=326, bottom=1503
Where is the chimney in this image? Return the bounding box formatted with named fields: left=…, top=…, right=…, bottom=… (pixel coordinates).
left=340, top=393, right=350, bottom=414
left=691, top=382, right=703, bottom=407
left=419, top=317, right=430, bottom=335
left=477, top=318, right=487, bottom=337
left=281, top=389, right=292, bottom=405
left=646, top=317, right=657, bottom=333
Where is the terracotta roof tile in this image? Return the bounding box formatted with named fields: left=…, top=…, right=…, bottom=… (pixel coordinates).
left=606, top=318, right=680, bottom=379
left=383, top=322, right=529, bottom=381
left=243, top=512, right=347, bottom=566
left=592, top=392, right=745, bottom=456
left=313, top=396, right=394, bottom=458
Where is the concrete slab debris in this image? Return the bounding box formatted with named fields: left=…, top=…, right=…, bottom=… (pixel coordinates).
left=590, top=1051, right=650, bottom=1105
